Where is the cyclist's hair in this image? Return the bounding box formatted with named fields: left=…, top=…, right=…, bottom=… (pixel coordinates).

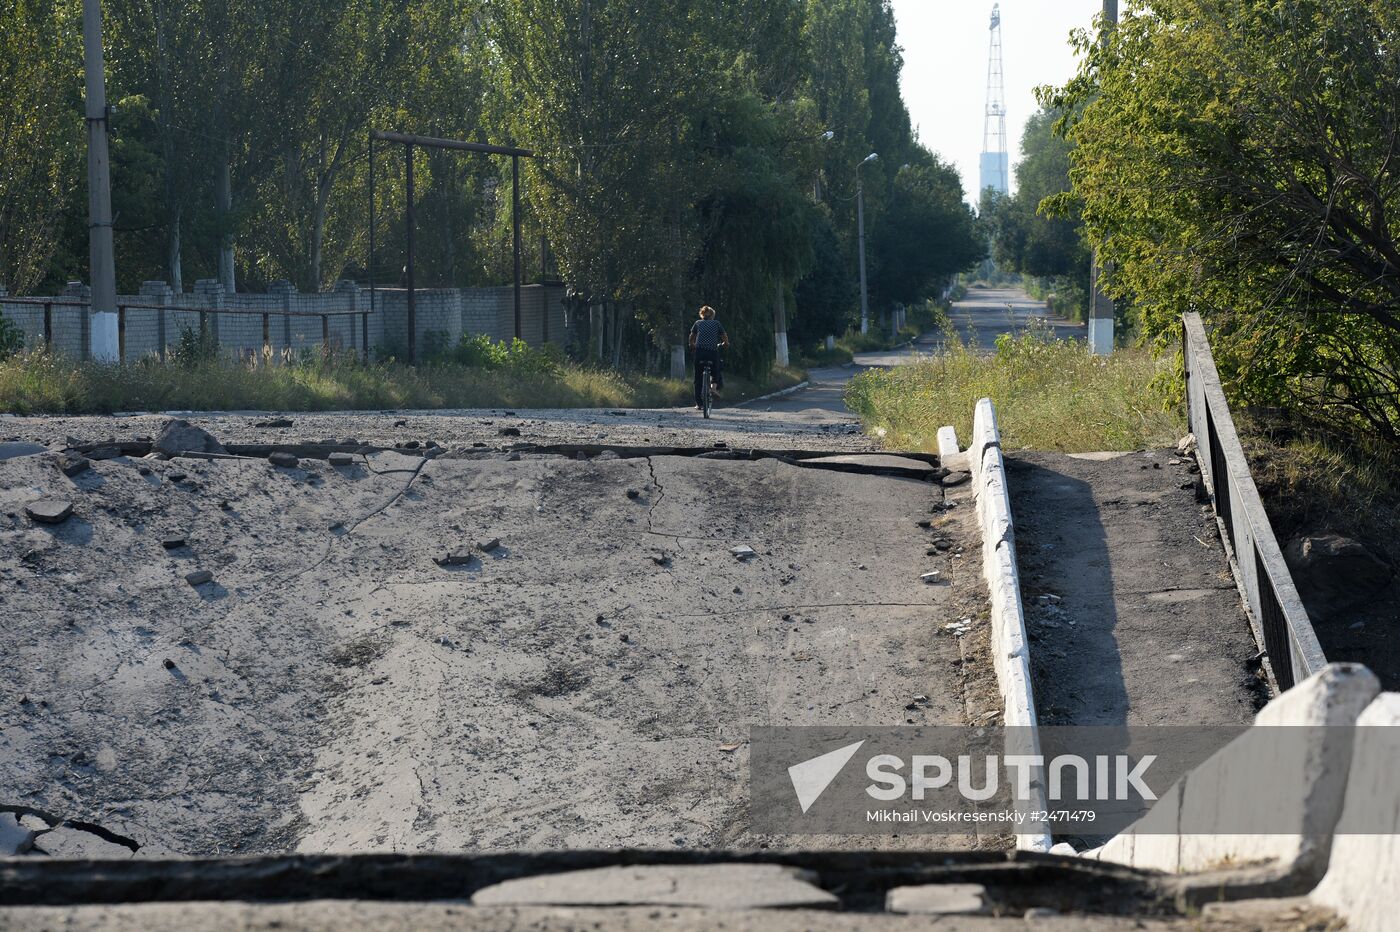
left=699, top=305, right=715, bottom=318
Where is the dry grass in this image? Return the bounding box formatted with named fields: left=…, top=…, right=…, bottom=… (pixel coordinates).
left=842, top=328, right=1183, bottom=453
left=1240, top=413, right=1400, bottom=563
left=0, top=349, right=803, bottom=415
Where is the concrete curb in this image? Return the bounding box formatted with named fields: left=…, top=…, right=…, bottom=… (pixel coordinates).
left=736, top=381, right=810, bottom=407
left=952, top=399, right=1052, bottom=853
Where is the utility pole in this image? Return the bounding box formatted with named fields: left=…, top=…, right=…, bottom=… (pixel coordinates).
left=82, top=0, right=119, bottom=361
left=856, top=152, right=877, bottom=335
left=1088, top=0, right=1118, bottom=355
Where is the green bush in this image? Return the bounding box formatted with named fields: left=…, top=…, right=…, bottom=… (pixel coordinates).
left=170, top=325, right=220, bottom=368
left=447, top=333, right=563, bottom=376
left=0, top=315, right=25, bottom=360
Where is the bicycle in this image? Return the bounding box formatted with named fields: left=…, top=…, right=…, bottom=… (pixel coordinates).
left=698, top=359, right=715, bottom=419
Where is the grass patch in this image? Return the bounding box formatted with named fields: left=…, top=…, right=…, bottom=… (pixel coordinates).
left=795, top=345, right=854, bottom=368
left=843, top=327, right=1183, bottom=453
left=0, top=348, right=804, bottom=415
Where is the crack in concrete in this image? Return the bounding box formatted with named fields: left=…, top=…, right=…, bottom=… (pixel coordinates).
left=643, top=456, right=666, bottom=534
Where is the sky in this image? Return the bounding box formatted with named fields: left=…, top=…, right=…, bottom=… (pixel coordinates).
left=889, top=1, right=1100, bottom=203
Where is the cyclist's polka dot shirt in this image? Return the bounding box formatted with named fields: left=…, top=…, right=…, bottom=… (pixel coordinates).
left=690, top=318, right=727, bottom=351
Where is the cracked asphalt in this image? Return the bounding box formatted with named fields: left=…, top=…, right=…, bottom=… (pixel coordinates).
left=0, top=411, right=1000, bottom=855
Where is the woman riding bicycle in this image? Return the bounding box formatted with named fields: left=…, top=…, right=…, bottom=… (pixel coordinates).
left=687, top=305, right=729, bottom=410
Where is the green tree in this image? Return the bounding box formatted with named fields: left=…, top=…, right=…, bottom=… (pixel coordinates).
left=871, top=156, right=982, bottom=307
left=0, top=0, right=82, bottom=294
left=988, top=108, right=1090, bottom=319
left=1051, top=0, right=1400, bottom=442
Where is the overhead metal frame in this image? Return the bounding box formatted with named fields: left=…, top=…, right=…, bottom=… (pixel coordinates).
left=369, top=130, right=536, bottom=364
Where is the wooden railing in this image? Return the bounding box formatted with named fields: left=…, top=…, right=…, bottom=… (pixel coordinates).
left=1182, top=312, right=1326, bottom=692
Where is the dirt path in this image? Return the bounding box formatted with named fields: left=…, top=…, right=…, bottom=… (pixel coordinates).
left=1006, top=451, right=1266, bottom=727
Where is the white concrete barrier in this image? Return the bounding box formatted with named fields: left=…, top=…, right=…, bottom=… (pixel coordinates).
left=1083, top=663, right=1379, bottom=886
left=965, top=399, right=1051, bottom=852
left=1309, top=692, right=1400, bottom=932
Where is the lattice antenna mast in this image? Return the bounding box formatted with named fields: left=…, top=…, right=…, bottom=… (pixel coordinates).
left=980, top=3, right=1009, bottom=196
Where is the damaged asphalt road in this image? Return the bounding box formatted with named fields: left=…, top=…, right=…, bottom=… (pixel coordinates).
left=0, top=425, right=999, bottom=856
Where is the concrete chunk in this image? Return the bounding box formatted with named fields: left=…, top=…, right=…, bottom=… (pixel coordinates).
left=58, top=452, right=91, bottom=477
left=268, top=451, right=300, bottom=468
left=328, top=452, right=355, bottom=467
left=185, top=569, right=214, bottom=587
left=154, top=419, right=226, bottom=456
left=886, top=882, right=989, bottom=915
left=471, top=864, right=838, bottom=911
left=25, top=499, right=73, bottom=524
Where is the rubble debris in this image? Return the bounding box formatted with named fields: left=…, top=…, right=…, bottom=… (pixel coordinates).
left=328, top=452, right=355, bottom=467
left=54, top=452, right=91, bottom=477
left=626, top=488, right=642, bottom=500
left=1284, top=533, right=1393, bottom=618
left=154, top=419, right=227, bottom=457
left=184, top=569, right=214, bottom=587
left=25, top=500, right=73, bottom=525
left=255, top=418, right=294, bottom=428
left=730, top=545, right=757, bottom=560
left=435, top=549, right=477, bottom=567
left=499, top=427, right=522, bottom=437
left=161, top=536, right=187, bottom=550
left=162, top=658, right=177, bottom=670
left=941, top=470, right=971, bottom=487
left=478, top=538, right=501, bottom=553
left=268, top=451, right=300, bottom=468
left=920, top=570, right=941, bottom=584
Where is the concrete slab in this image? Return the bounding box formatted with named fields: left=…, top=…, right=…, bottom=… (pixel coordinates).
left=1005, top=451, right=1263, bottom=728
left=886, top=882, right=989, bottom=915
left=801, top=453, right=937, bottom=475
left=0, top=441, right=47, bottom=461
left=0, top=899, right=1344, bottom=931
left=471, top=864, right=838, bottom=910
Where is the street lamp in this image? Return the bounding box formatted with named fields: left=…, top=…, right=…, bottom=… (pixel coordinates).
left=857, top=152, right=878, bottom=335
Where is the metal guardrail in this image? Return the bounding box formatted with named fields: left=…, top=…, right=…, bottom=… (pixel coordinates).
left=1182, top=312, right=1326, bottom=692
left=0, top=296, right=370, bottom=363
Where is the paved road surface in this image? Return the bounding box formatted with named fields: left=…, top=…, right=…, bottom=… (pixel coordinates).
left=942, top=286, right=1084, bottom=350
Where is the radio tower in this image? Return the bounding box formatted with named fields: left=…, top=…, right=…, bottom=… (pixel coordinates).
left=980, top=3, right=1009, bottom=196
